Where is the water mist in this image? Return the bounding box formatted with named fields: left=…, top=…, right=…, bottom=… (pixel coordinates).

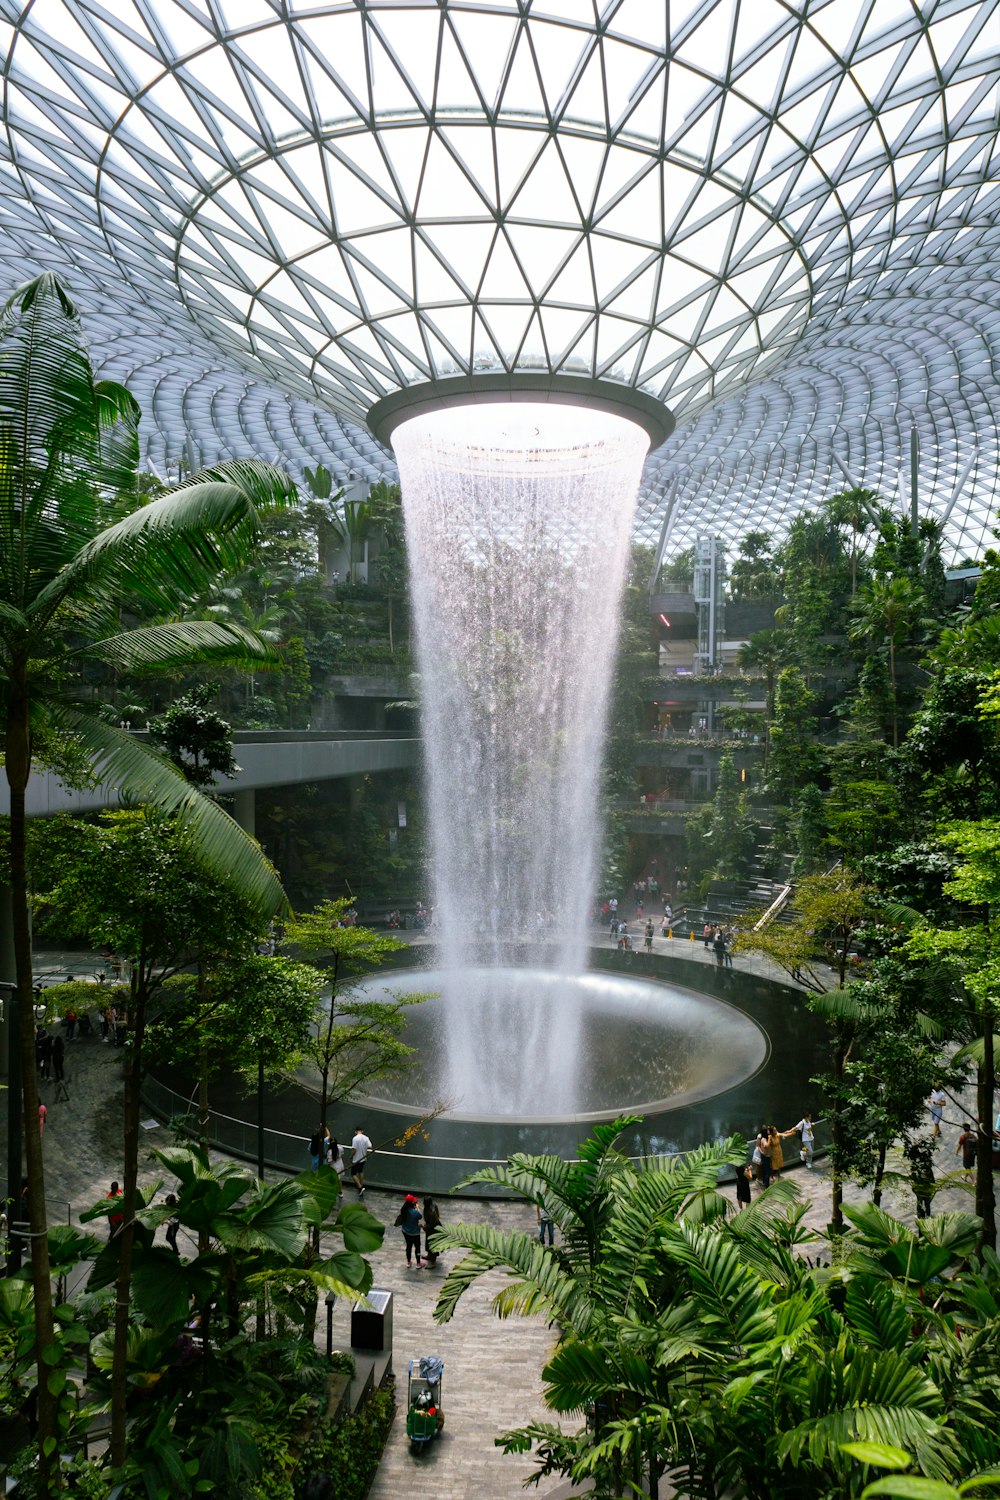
left=393, top=403, right=649, bottom=1114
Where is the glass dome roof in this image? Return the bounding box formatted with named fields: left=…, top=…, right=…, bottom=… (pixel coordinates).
left=1, top=0, right=998, bottom=559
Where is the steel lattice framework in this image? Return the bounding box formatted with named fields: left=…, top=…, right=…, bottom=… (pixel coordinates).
left=1, top=0, right=998, bottom=560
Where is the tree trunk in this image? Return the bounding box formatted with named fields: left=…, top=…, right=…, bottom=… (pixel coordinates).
left=889, top=637, right=898, bottom=750
left=110, top=961, right=148, bottom=1467
left=829, top=1032, right=846, bottom=1236
left=7, top=671, right=61, bottom=1494
left=976, top=996, right=997, bottom=1249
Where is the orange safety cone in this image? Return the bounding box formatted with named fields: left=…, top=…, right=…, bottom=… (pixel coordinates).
left=668, top=927, right=673, bottom=941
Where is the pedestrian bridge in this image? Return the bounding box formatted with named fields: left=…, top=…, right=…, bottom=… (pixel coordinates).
left=0, top=729, right=420, bottom=818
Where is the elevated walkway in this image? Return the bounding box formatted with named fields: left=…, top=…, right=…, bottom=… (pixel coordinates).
left=0, top=729, right=420, bottom=817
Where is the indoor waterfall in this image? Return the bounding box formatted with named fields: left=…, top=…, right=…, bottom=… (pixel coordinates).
left=393, top=403, right=649, bottom=1114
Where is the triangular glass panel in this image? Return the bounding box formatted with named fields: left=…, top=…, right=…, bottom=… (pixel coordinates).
left=595, top=313, right=645, bottom=376
left=508, top=136, right=581, bottom=226
left=333, top=131, right=408, bottom=219
left=422, top=303, right=474, bottom=367
left=546, top=239, right=596, bottom=307
left=472, top=305, right=515, bottom=368
left=348, top=227, right=415, bottom=301
left=589, top=231, right=654, bottom=304
left=448, top=9, right=519, bottom=114
left=604, top=260, right=658, bottom=320
left=378, top=125, right=431, bottom=214
left=507, top=223, right=581, bottom=297
left=297, top=13, right=370, bottom=114
left=674, top=0, right=734, bottom=82
left=327, top=151, right=402, bottom=238
left=563, top=41, right=608, bottom=129
left=418, top=130, right=490, bottom=217
left=596, top=163, right=662, bottom=243
left=620, top=63, right=666, bottom=146
left=557, top=319, right=596, bottom=375
left=495, top=125, right=548, bottom=210
left=498, top=26, right=547, bottom=117
left=422, top=221, right=496, bottom=294
left=477, top=229, right=531, bottom=300
left=436, top=19, right=482, bottom=109
left=297, top=244, right=365, bottom=325
left=555, top=134, right=612, bottom=220
left=340, top=251, right=409, bottom=320
left=539, top=304, right=593, bottom=362
left=369, top=7, right=441, bottom=110
left=439, top=124, right=500, bottom=210
left=413, top=233, right=469, bottom=304
left=512, top=308, right=548, bottom=369
left=530, top=17, right=589, bottom=117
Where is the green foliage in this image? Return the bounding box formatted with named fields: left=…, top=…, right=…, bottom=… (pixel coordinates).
left=295, top=1384, right=395, bottom=1500
left=149, top=684, right=239, bottom=787
left=769, top=666, right=824, bottom=801
left=433, top=1120, right=1000, bottom=1500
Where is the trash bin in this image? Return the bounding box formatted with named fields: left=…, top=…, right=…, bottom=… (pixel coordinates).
left=351, top=1288, right=393, bottom=1352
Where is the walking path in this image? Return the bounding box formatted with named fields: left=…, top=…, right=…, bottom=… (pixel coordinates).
left=1, top=947, right=985, bottom=1499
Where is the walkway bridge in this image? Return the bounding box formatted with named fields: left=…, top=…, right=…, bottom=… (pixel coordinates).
left=0, top=729, right=421, bottom=822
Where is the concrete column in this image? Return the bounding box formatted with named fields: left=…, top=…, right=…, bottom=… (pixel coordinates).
left=233, top=788, right=256, bottom=838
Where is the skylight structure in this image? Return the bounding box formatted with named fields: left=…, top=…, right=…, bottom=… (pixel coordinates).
left=1, top=0, right=998, bottom=559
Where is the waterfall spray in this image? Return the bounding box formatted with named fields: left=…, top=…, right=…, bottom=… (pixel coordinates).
left=394, top=403, right=648, bottom=1112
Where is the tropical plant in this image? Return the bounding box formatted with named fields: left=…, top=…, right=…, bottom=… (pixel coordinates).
left=0, top=271, right=293, bottom=1489
left=432, top=1123, right=1000, bottom=1500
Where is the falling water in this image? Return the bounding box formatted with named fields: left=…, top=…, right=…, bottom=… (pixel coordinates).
left=394, top=403, right=649, bottom=1114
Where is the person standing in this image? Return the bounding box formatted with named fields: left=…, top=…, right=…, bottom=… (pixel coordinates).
left=787, top=1112, right=815, bottom=1168
left=735, top=1164, right=752, bottom=1209
left=768, top=1125, right=785, bottom=1181
left=644, top=920, right=654, bottom=953
left=928, top=1087, right=946, bottom=1137
left=350, top=1124, right=373, bottom=1196
left=422, top=1196, right=442, bottom=1266
left=327, top=1135, right=346, bottom=1182
left=956, top=1121, right=978, bottom=1181
left=755, top=1128, right=772, bottom=1189
left=307, top=1129, right=323, bottom=1172
left=107, top=1181, right=124, bottom=1238
left=537, top=1202, right=555, bottom=1246
left=397, top=1193, right=423, bottom=1267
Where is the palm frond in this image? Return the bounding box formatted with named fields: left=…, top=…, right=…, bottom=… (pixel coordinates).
left=29, top=467, right=294, bottom=622
left=78, top=620, right=277, bottom=673
left=47, top=706, right=286, bottom=918
left=431, top=1223, right=588, bottom=1331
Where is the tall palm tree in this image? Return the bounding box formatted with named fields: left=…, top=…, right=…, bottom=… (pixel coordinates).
left=848, top=576, right=927, bottom=747
left=0, top=272, right=292, bottom=1490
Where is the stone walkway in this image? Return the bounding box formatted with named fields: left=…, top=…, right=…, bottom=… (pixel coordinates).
left=1, top=947, right=984, bottom=1499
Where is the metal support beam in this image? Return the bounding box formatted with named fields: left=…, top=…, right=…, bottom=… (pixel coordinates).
left=910, top=426, right=920, bottom=538
left=938, top=449, right=979, bottom=530
left=648, top=475, right=680, bottom=594
left=829, top=449, right=881, bottom=525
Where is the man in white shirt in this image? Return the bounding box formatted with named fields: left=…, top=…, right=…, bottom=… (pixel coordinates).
left=351, top=1124, right=373, bottom=1196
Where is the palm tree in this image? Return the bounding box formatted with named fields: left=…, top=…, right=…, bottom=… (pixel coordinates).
left=433, top=1124, right=1000, bottom=1498
left=0, top=272, right=291, bottom=1489
left=432, top=1118, right=746, bottom=1498
left=848, top=576, right=927, bottom=748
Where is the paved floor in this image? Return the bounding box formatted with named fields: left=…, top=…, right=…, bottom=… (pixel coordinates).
left=1, top=946, right=985, bottom=1499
